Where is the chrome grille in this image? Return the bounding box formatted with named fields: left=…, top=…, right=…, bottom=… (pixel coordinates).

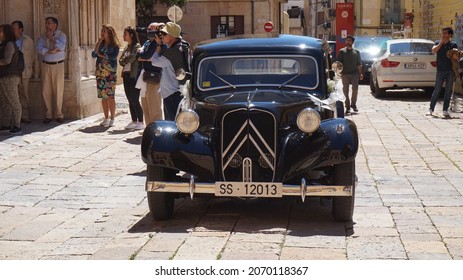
left=221, top=108, right=276, bottom=181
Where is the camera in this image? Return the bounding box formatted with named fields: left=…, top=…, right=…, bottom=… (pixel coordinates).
left=147, top=30, right=163, bottom=38
left=136, top=26, right=147, bottom=33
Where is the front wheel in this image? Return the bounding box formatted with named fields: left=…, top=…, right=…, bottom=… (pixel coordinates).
left=146, top=165, right=175, bottom=220
left=332, top=160, right=356, bottom=222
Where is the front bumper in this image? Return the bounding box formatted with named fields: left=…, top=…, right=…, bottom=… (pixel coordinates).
left=146, top=179, right=353, bottom=201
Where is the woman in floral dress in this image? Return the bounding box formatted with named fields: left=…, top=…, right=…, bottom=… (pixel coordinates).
left=92, top=24, right=120, bottom=127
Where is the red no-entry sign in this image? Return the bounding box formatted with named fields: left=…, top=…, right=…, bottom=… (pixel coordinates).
left=264, top=21, right=274, bottom=33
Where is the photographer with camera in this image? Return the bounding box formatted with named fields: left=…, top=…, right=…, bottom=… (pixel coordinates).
left=140, top=22, right=190, bottom=121
left=136, top=22, right=165, bottom=125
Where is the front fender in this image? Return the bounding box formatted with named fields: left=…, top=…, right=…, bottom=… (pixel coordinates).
left=320, top=118, right=359, bottom=162
left=278, top=118, right=358, bottom=181
left=141, top=121, right=215, bottom=180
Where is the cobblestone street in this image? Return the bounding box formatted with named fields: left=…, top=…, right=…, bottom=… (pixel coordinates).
left=1, top=85, right=463, bottom=260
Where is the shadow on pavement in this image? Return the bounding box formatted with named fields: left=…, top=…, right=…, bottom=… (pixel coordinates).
left=372, top=89, right=433, bottom=101
left=79, top=125, right=110, bottom=134
left=0, top=121, right=73, bottom=140
left=127, top=170, right=146, bottom=177
left=128, top=197, right=353, bottom=237
left=124, top=136, right=142, bottom=145
left=109, top=129, right=133, bottom=135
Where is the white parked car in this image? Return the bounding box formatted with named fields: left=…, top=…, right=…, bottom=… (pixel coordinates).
left=370, top=38, right=436, bottom=98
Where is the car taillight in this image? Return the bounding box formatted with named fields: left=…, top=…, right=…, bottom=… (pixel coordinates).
left=381, top=59, right=400, bottom=67
left=430, top=61, right=437, bottom=67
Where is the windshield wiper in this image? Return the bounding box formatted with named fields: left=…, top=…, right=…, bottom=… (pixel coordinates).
left=208, top=70, right=236, bottom=89
left=279, top=70, right=308, bottom=90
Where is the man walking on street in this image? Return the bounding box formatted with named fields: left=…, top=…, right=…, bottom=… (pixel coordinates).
left=36, top=17, right=67, bottom=124
left=428, top=27, right=458, bottom=118
left=337, top=35, right=363, bottom=115
left=12, top=20, right=35, bottom=123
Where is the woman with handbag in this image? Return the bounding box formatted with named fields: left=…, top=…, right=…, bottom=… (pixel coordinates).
left=0, top=24, right=22, bottom=134
left=119, top=26, right=144, bottom=130
left=136, top=22, right=164, bottom=126
left=92, top=24, right=120, bottom=127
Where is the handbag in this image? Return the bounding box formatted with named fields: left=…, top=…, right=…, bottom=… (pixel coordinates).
left=143, top=71, right=161, bottom=84
left=18, top=50, right=25, bottom=73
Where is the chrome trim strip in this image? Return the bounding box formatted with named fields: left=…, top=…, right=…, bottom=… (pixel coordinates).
left=243, top=157, right=252, bottom=182
left=221, top=108, right=247, bottom=180
left=249, top=120, right=276, bottom=158
left=249, top=135, right=274, bottom=171
left=223, top=120, right=248, bottom=156
left=223, top=134, right=248, bottom=170
left=146, top=181, right=353, bottom=197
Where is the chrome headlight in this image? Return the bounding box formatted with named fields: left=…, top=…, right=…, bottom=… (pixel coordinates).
left=297, top=108, right=321, bottom=133
left=176, top=109, right=200, bottom=134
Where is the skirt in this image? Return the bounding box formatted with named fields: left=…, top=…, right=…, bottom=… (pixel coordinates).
left=95, top=60, right=117, bottom=100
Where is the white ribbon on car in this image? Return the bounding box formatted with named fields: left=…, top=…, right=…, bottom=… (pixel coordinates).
left=177, top=80, right=195, bottom=117
left=307, top=78, right=345, bottom=111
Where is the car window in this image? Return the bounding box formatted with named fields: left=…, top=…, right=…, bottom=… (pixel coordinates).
left=378, top=41, right=388, bottom=56
left=233, top=58, right=300, bottom=74
left=198, top=55, right=319, bottom=91
left=389, top=42, right=433, bottom=54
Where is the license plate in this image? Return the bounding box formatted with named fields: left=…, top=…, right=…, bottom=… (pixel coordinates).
left=404, top=63, right=426, bottom=69
left=215, top=182, right=283, bottom=197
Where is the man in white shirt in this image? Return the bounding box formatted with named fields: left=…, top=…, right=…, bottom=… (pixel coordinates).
left=36, top=17, right=67, bottom=124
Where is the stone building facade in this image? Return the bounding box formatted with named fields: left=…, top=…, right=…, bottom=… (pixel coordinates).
left=303, top=0, right=462, bottom=48
left=411, top=0, right=463, bottom=48
left=0, top=0, right=136, bottom=120
left=147, top=0, right=288, bottom=48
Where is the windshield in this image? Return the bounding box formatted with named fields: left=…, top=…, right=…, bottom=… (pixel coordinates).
left=197, top=55, right=319, bottom=91
left=389, top=42, right=433, bottom=54
left=354, top=37, right=390, bottom=58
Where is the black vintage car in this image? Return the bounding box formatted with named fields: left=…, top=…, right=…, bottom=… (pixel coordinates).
left=141, top=34, right=358, bottom=222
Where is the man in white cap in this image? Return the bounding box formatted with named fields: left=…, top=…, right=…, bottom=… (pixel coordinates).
left=146, top=22, right=190, bottom=121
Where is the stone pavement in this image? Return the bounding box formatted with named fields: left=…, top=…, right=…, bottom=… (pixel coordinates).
left=0, top=85, right=463, bottom=260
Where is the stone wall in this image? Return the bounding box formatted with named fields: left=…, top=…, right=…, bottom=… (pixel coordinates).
left=151, top=0, right=285, bottom=48
left=0, top=0, right=136, bottom=120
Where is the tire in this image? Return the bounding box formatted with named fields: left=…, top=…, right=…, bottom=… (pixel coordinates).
left=373, top=79, right=386, bottom=98
left=146, top=165, right=175, bottom=220
left=336, top=101, right=344, bottom=118
left=370, top=76, right=376, bottom=93
left=332, top=160, right=355, bottom=222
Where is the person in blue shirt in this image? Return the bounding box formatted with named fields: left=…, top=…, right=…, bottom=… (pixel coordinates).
left=428, top=27, right=458, bottom=118
left=92, top=24, right=120, bottom=127
left=36, top=17, right=67, bottom=124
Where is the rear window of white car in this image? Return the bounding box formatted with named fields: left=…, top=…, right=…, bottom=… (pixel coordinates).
left=390, top=42, right=433, bottom=54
